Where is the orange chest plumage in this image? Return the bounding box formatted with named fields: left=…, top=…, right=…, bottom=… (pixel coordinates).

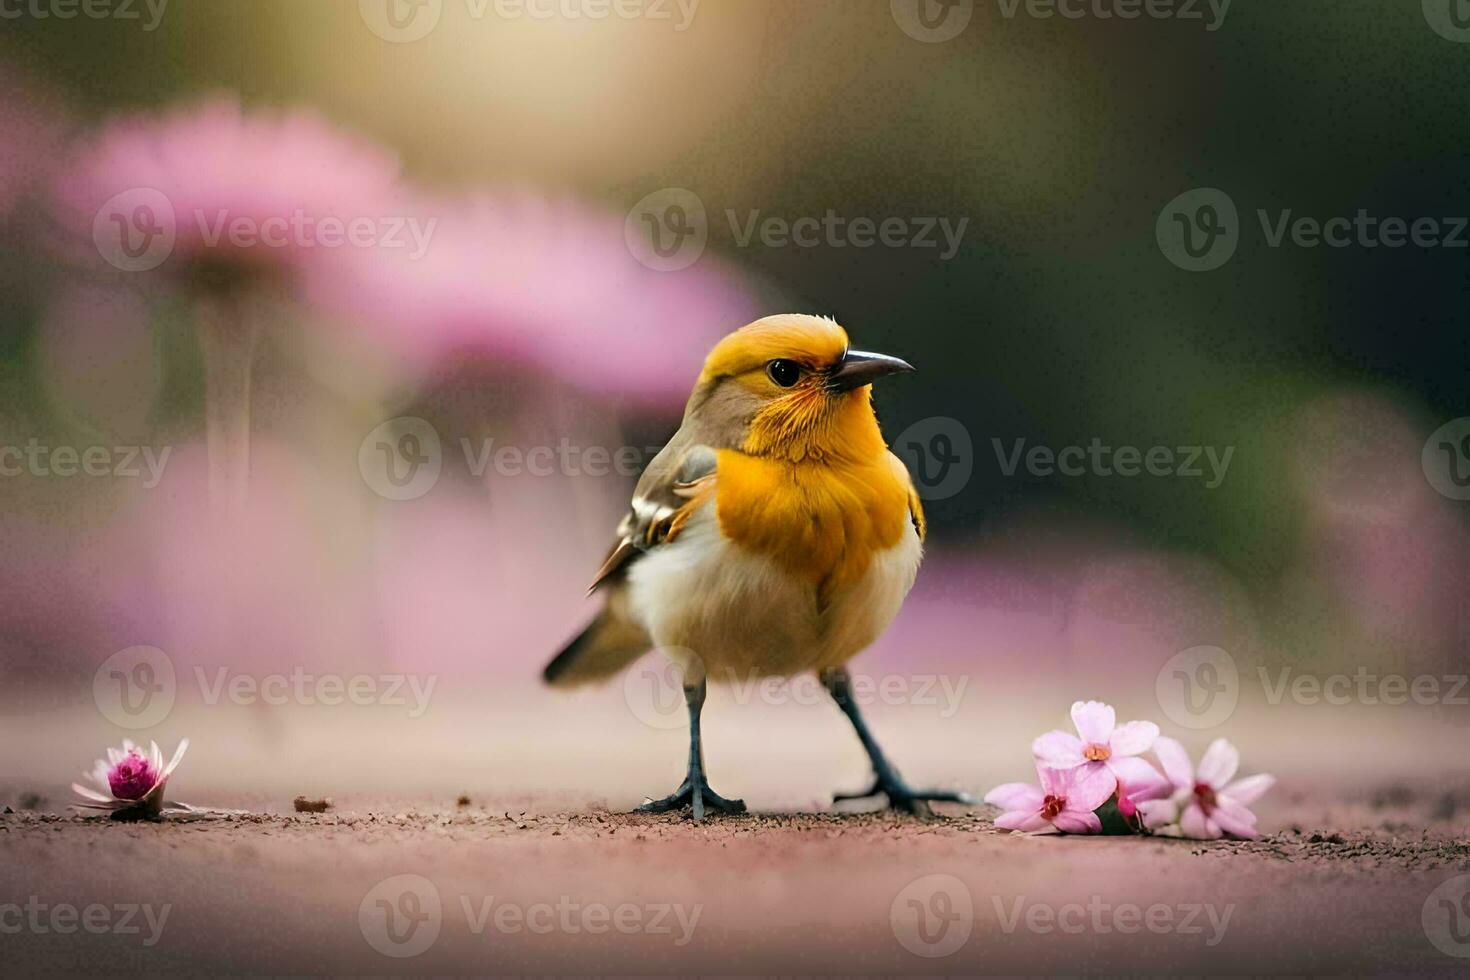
left=713, top=448, right=914, bottom=601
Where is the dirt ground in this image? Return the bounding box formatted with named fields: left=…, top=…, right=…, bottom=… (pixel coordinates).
left=5, top=783, right=1470, bottom=975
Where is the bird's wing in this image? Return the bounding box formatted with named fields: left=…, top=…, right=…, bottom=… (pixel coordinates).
left=887, top=448, right=927, bottom=542
left=587, top=440, right=718, bottom=592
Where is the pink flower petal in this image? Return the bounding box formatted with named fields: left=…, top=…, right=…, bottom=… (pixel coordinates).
left=1108, top=720, right=1160, bottom=756
left=1196, top=738, right=1240, bottom=788
left=159, top=737, right=190, bottom=781
left=71, top=782, right=113, bottom=803
left=1151, top=736, right=1194, bottom=789
left=1222, top=772, right=1275, bottom=806
left=1070, top=700, right=1116, bottom=744
left=996, top=809, right=1048, bottom=832
left=1179, top=802, right=1220, bottom=840
left=1212, top=800, right=1260, bottom=839
left=984, top=782, right=1043, bottom=812
left=1037, top=764, right=1077, bottom=797
left=1032, top=730, right=1086, bottom=767
left=1065, top=762, right=1118, bottom=812
left=1107, top=756, right=1169, bottom=800
left=1052, top=811, right=1103, bottom=834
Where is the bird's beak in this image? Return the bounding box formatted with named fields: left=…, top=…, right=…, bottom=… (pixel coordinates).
left=825, top=349, right=916, bottom=393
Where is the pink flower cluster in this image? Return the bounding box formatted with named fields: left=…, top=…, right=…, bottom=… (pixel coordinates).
left=984, top=700, right=1273, bottom=840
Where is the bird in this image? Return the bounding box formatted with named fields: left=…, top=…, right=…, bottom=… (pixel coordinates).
left=542, top=313, right=969, bottom=818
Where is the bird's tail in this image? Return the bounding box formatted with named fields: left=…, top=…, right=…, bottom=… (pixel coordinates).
left=542, top=584, right=652, bottom=687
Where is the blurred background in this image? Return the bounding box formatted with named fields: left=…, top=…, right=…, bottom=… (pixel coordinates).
left=0, top=0, right=1467, bottom=810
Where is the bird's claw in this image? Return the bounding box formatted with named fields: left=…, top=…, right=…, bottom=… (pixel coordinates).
left=833, top=777, right=973, bottom=817
left=637, top=777, right=746, bottom=820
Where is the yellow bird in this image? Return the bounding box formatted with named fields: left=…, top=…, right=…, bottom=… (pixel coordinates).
left=543, top=314, right=969, bottom=818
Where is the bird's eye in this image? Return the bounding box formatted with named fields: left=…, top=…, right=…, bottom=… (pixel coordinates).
left=766, top=359, right=801, bottom=388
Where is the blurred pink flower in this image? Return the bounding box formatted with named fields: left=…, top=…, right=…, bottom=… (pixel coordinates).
left=1137, top=737, right=1274, bottom=840
left=985, top=762, right=1115, bottom=835
left=1032, top=699, right=1160, bottom=790
left=51, top=95, right=402, bottom=282
left=312, top=193, right=762, bottom=408
left=73, top=738, right=189, bottom=819
left=51, top=96, right=407, bottom=505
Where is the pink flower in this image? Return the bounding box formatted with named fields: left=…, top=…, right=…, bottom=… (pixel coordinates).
left=73, top=739, right=190, bottom=819
left=984, top=763, right=1116, bottom=835
left=1032, top=699, right=1160, bottom=794
left=310, top=192, right=761, bottom=408
left=107, top=747, right=158, bottom=800
left=1135, top=737, right=1274, bottom=840
left=51, top=95, right=402, bottom=283
left=1114, top=761, right=1171, bottom=831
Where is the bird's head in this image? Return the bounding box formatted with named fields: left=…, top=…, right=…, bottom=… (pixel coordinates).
left=686, top=314, right=915, bottom=462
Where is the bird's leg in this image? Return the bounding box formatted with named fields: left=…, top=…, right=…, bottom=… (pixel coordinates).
left=821, top=666, right=973, bottom=817
left=636, top=677, right=746, bottom=820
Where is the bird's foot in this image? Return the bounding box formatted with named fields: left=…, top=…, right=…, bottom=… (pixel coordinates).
left=637, top=775, right=746, bottom=820
left=834, top=773, right=973, bottom=818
